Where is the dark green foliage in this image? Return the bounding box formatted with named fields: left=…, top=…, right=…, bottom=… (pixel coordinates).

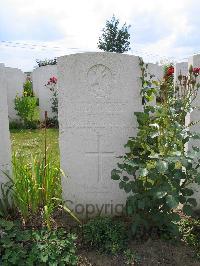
left=0, top=181, right=15, bottom=219
left=46, top=118, right=59, bottom=128
left=111, top=58, right=200, bottom=237
left=0, top=219, right=78, bottom=265
left=9, top=120, right=25, bottom=130
left=83, top=217, right=128, bottom=255
left=98, top=15, right=131, bottom=53
left=36, top=58, right=57, bottom=67
left=179, top=218, right=200, bottom=259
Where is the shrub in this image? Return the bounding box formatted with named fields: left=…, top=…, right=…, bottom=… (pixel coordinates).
left=111, top=59, right=200, bottom=237
left=14, top=95, right=39, bottom=129
left=0, top=219, right=78, bottom=265
left=14, top=79, right=39, bottom=129
left=83, top=217, right=128, bottom=255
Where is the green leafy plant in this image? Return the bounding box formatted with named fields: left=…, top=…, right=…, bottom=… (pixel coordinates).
left=83, top=217, right=128, bottom=255
left=0, top=219, right=78, bottom=265
left=123, top=248, right=140, bottom=265
left=14, top=95, right=39, bottom=129
left=98, top=15, right=131, bottom=53
left=179, top=218, right=200, bottom=259
left=8, top=153, right=62, bottom=228
left=111, top=58, right=200, bottom=237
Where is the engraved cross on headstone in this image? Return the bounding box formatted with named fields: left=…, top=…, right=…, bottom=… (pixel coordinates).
left=85, top=133, right=114, bottom=185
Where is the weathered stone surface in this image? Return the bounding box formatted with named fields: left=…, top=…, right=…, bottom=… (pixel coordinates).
left=188, top=55, right=200, bottom=129
left=146, top=63, right=163, bottom=106
left=147, top=63, right=163, bottom=81
left=32, top=65, right=57, bottom=121
left=174, top=62, right=188, bottom=82
left=0, top=64, right=11, bottom=189
left=188, top=55, right=200, bottom=210
left=57, top=52, right=142, bottom=216
left=174, top=62, right=190, bottom=128
left=5, top=67, right=26, bottom=121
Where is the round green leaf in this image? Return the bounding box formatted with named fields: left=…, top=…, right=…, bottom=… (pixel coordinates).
left=187, top=198, right=197, bottom=207
left=166, top=195, right=179, bottom=209
left=183, top=204, right=193, bottom=216
left=181, top=188, right=194, bottom=196
left=157, top=160, right=168, bottom=173
left=111, top=169, right=121, bottom=180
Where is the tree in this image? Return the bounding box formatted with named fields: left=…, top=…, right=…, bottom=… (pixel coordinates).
left=98, top=15, right=131, bottom=53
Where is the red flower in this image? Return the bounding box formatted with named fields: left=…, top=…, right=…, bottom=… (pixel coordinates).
left=51, top=76, right=57, bottom=83
left=193, top=67, right=200, bottom=75
left=167, top=66, right=174, bottom=76
left=46, top=76, right=58, bottom=86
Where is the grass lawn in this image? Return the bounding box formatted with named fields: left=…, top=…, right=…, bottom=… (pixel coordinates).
left=10, top=128, right=60, bottom=164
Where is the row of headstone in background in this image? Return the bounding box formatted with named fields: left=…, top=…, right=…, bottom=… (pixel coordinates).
left=31, top=60, right=163, bottom=122
left=0, top=64, right=11, bottom=192
left=2, top=56, right=192, bottom=125
left=3, top=64, right=57, bottom=122
left=5, top=58, right=162, bottom=123
left=3, top=64, right=57, bottom=123
left=1, top=64, right=57, bottom=123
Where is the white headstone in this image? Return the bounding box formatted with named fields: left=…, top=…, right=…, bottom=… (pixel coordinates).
left=58, top=52, right=142, bottom=217
left=0, top=64, right=11, bottom=188
left=5, top=67, right=26, bottom=121
left=188, top=55, right=200, bottom=137
left=174, top=62, right=188, bottom=83
left=147, top=63, right=163, bottom=81
left=146, top=63, right=163, bottom=106
left=187, top=54, right=200, bottom=210
left=32, top=65, right=57, bottom=121
left=174, top=62, right=190, bottom=128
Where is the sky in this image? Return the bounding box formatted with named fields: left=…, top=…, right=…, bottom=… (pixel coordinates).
left=0, top=0, right=199, bottom=71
